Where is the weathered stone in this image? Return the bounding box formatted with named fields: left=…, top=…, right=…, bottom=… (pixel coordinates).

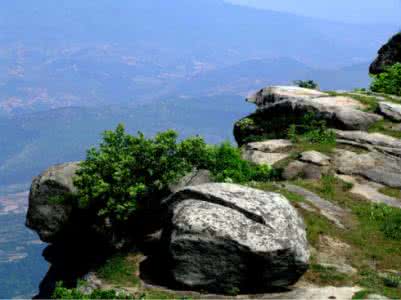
left=169, top=169, right=213, bottom=193
left=283, top=161, right=322, bottom=180
left=246, top=85, right=328, bottom=109
left=335, top=130, right=401, bottom=149
left=313, top=96, right=367, bottom=110
left=316, top=235, right=357, bottom=275
left=245, top=139, right=293, bottom=153
left=242, top=149, right=289, bottom=166
left=26, top=162, right=80, bottom=243
left=283, top=184, right=349, bottom=229
left=378, top=101, right=401, bottom=122
left=235, top=91, right=382, bottom=145
left=333, top=149, right=401, bottom=188
left=300, top=151, right=331, bottom=166
left=337, top=175, right=401, bottom=208
left=370, top=32, right=401, bottom=74
left=283, top=161, right=308, bottom=180
left=162, top=183, right=309, bottom=293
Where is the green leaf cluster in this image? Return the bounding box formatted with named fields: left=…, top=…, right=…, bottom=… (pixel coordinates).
left=287, top=112, right=336, bottom=145
left=74, top=124, right=278, bottom=225
left=293, top=80, right=319, bottom=89
left=371, top=63, right=401, bottom=96
left=368, top=203, right=401, bottom=240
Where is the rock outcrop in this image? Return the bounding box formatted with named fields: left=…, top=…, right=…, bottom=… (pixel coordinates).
left=370, top=32, right=401, bottom=74
left=26, top=162, right=80, bottom=243
left=162, top=183, right=309, bottom=293
left=378, top=101, right=401, bottom=122
left=241, top=139, right=292, bottom=166
left=234, top=86, right=382, bottom=145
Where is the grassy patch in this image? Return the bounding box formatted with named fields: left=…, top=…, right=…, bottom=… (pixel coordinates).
left=379, top=187, right=401, bottom=199
left=368, top=120, right=401, bottom=139
left=291, top=178, right=401, bottom=298
left=96, top=253, right=140, bottom=287
left=304, top=264, right=352, bottom=286
left=248, top=182, right=305, bottom=203
left=352, top=290, right=372, bottom=300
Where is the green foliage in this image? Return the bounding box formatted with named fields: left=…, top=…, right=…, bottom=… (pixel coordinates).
left=308, top=264, right=350, bottom=285
left=294, top=80, right=319, bottom=89
left=52, top=282, right=133, bottom=299
left=382, top=274, right=401, bottom=288
left=371, top=63, right=401, bottom=96
left=287, top=112, right=336, bottom=146
left=74, top=125, right=194, bottom=223
left=368, top=204, right=401, bottom=240
left=379, top=187, right=401, bottom=199
left=96, top=254, right=139, bottom=286
left=74, top=125, right=278, bottom=226
left=206, top=142, right=279, bottom=183
left=320, top=174, right=336, bottom=198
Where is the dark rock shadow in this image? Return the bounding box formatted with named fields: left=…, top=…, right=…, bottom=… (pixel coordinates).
left=34, top=235, right=113, bottom=299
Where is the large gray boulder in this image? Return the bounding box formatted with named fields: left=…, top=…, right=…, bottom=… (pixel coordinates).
left=234, top=86, right=382, bottom=145
left=370, top=32, right=401, bottom=75
left=162, top=183, right=309, bottom=293
left=378, top=101, right=401, bottom=122
left=333, top=149, right=401, bottom=188
left=26, top=162, right=81, bottom=243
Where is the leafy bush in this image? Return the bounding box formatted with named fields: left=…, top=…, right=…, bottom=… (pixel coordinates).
left=52, top=282, right=133, bottom=299
left=287, top=112, right=336, bottom=145
left=370, top=63, right=401, bottom=96
left=74, top=125, right=278, bottom=226
left=369, top=204, right=401, bottom=240
left=294, top=80, right=319, bottom=89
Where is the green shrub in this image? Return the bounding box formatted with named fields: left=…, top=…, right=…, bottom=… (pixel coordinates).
left=52, top=282, right=133, bottom=299
left=294, top=80, right=319, bottom=89
left=370, top=63, right=401, bottom=96
left=74, top=125, right=278, bottom=226
left=74, top=125, right=195, bottom=223
left=287, top=112, right=336, bottom=146
left=369, top=204, right=401, bottom=240
left=383, top=274, right=401, bottom=288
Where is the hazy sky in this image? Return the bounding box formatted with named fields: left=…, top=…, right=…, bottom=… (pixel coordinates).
left=226, top=0, right=401, bottom=25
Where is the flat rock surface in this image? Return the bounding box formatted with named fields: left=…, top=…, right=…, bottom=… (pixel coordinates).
left=300, top=151, right=331, bottom=166
left=337, top=175, right=401, bottom=208
left=245, top=139, right=293, bottom=153
left=333, top=149, right=401, bottom=188
left=284, top=184, right=349, bottom=229
left=312, top=96, right=366, bottom=110
left=247, top=86, right=327, bottom=109
left=242, top=149, right=290, bottom=166
left=335, top=130, right=401, bottom=149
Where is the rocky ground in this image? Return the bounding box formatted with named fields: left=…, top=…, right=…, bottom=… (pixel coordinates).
left=25, top=85, right=401, bottom=300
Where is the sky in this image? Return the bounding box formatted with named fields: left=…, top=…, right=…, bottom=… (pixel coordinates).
left=226, top=0, right=401, bottom=25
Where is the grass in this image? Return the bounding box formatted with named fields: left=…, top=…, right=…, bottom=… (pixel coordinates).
left=352, top=290, right=373, bottom=299
left=304, top=264, right=352, bottom=286
left=379, top=187, right=401, bottom=199
left=368, top=120, right=401, bottom=139
left=96, top=253, right=140, bottom=287
left=291, top=177, right=401, bottom=299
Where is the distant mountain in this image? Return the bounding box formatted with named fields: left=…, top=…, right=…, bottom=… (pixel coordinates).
left=0, top=0, right=397, bottom=115
left=176, top=58, right=371, bottom=96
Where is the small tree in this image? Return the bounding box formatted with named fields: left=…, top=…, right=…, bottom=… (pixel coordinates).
left=293, top=80, right=319, bottom=90
left=370, top=63, right=401, bottom=96
left=73, top=125, right=278, bottom=227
